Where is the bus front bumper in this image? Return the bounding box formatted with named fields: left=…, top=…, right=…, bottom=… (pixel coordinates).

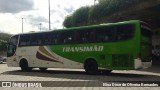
left=134, top=59, right=152, bottom=69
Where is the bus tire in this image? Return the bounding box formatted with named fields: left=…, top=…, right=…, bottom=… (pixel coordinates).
left=20, top=59, right=32, bottom=71
left=84, top=60, right=98, bottom=75
left=39, top=68, right=47, bottom=71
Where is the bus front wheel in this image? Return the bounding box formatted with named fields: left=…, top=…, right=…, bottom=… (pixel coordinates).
left=84, top=60, right=98, bottom=75
left=20, top=59, right=32, bottom=71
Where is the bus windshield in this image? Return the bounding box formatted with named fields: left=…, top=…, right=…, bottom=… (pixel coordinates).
left=7, top=35, right=18, bottom=57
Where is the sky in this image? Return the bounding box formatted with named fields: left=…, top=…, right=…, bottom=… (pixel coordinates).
left=0, top=0, right=95, bottom=34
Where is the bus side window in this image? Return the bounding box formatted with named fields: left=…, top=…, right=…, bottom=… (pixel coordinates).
left=55, top=33, right=60, bottom=44
left=75, top=31, right=82, bottom=43
left=19, top=35, right=30, bottom=46
left=30, top=34, right=38, bottom=46
left=60, top=31, right=74, bottom=44
left=52, top=32, right=58, bottom=44
left=75, top=30, right=87, bottom=43
left=57, top=32, right=64, bottom=44
left=96, top=27, right=105, bottom=42
left=105, top=27, right=116, bottom=42
left=80, top=29, right=95, bottom=43
left=44, top=33, right=52, bottom=45
left=116, top=24, right=134, bottom=41
left=96, top=27, right=116, bottom=42
left=82, top=32, right=87, bottom=42
left=37, top=34, right=44, bottom=45
left=88, top=30, right=95, bottom=42
left=66, top=31, right=74, bottom=44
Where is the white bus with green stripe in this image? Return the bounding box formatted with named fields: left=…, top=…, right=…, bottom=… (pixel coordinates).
left=7, top=20, right=152, bottom=74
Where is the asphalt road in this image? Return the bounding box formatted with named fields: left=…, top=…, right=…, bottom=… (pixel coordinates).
left=0, top=63, right=160, bottom=90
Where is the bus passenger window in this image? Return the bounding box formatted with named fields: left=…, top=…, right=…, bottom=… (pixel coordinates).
left=116, top=24, right=134, bottom=41
left=59, top=31, right=74, bottom=44
left=79, top=29, right=95, bottom=43
left=44, top=33, right=53, bottom=45
left=96, top=28, right=105, bottom=42
left=30, top=34, right=38, bottom=46
left=19, top=35, right=30, bottom=46
left=96, top=26, right=116, bottom=42
left=37, top=34, right=44, bottom=45
left=104, top=36, right=109, bottom=41
left=52, top=33, right=58, bottom=44
left=75, top=31, right=82, bottom=43
left=105, top=27, right=115, bottom=42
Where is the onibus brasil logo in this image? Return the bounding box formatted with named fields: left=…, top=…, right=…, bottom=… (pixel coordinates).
left=1, top=82, right=42, bottom=87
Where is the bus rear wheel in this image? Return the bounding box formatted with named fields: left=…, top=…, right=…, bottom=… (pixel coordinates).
left=20, top=60, right=32, bottom=71
left=84, top=60, right=98, bottom=75
left=39, top=68, right=47, bottom=71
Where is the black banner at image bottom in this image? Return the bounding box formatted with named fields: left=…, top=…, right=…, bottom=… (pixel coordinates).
left=0, top=81, right=160, bottom=87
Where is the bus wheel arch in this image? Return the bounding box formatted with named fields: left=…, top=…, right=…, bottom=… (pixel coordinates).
left=84, top=58, right=99, bottom=75
left=19, top=58, right=32, bottom=71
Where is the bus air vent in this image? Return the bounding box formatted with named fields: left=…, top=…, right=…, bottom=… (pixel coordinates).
left=112, top=54, right=132, bottom=67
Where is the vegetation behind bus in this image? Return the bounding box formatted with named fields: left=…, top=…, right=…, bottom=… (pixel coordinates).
left=63, top=0, right=139, bottom=28
left=0, top=33, right=11, bottom=56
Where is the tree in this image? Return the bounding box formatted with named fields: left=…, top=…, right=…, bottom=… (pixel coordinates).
left=0, top=40, right=7, bottom=51
left=63, top=15, right=72, bottom=28
left=63, top=0, right=139, bottom=28
left=0, top=33, right=11, bottom=53
left=71, top=6, right=90, bottom=27
left=63, top=6, right=90, bottom=28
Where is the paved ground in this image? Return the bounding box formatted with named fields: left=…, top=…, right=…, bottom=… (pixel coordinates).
left=0, top=63, right=160, bottom=90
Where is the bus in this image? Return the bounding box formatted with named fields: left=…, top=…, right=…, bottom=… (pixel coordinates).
left=6, top=20, right=152, bottom=74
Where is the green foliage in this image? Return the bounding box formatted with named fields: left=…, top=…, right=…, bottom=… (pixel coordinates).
left=63, top=0, right=139, bottom=28
left=0, top=33, right=11, bottom=52
left=63, top=6, right=90, bottom=28
left=89, top=4, right=103, bottom=23
left=63, top=15, right=72, bottom=28
left=89, top=0, right=138, bottom=23
left=72, top=6, right=90, bottom=26
left=0, top=40, right=7, bottom=52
